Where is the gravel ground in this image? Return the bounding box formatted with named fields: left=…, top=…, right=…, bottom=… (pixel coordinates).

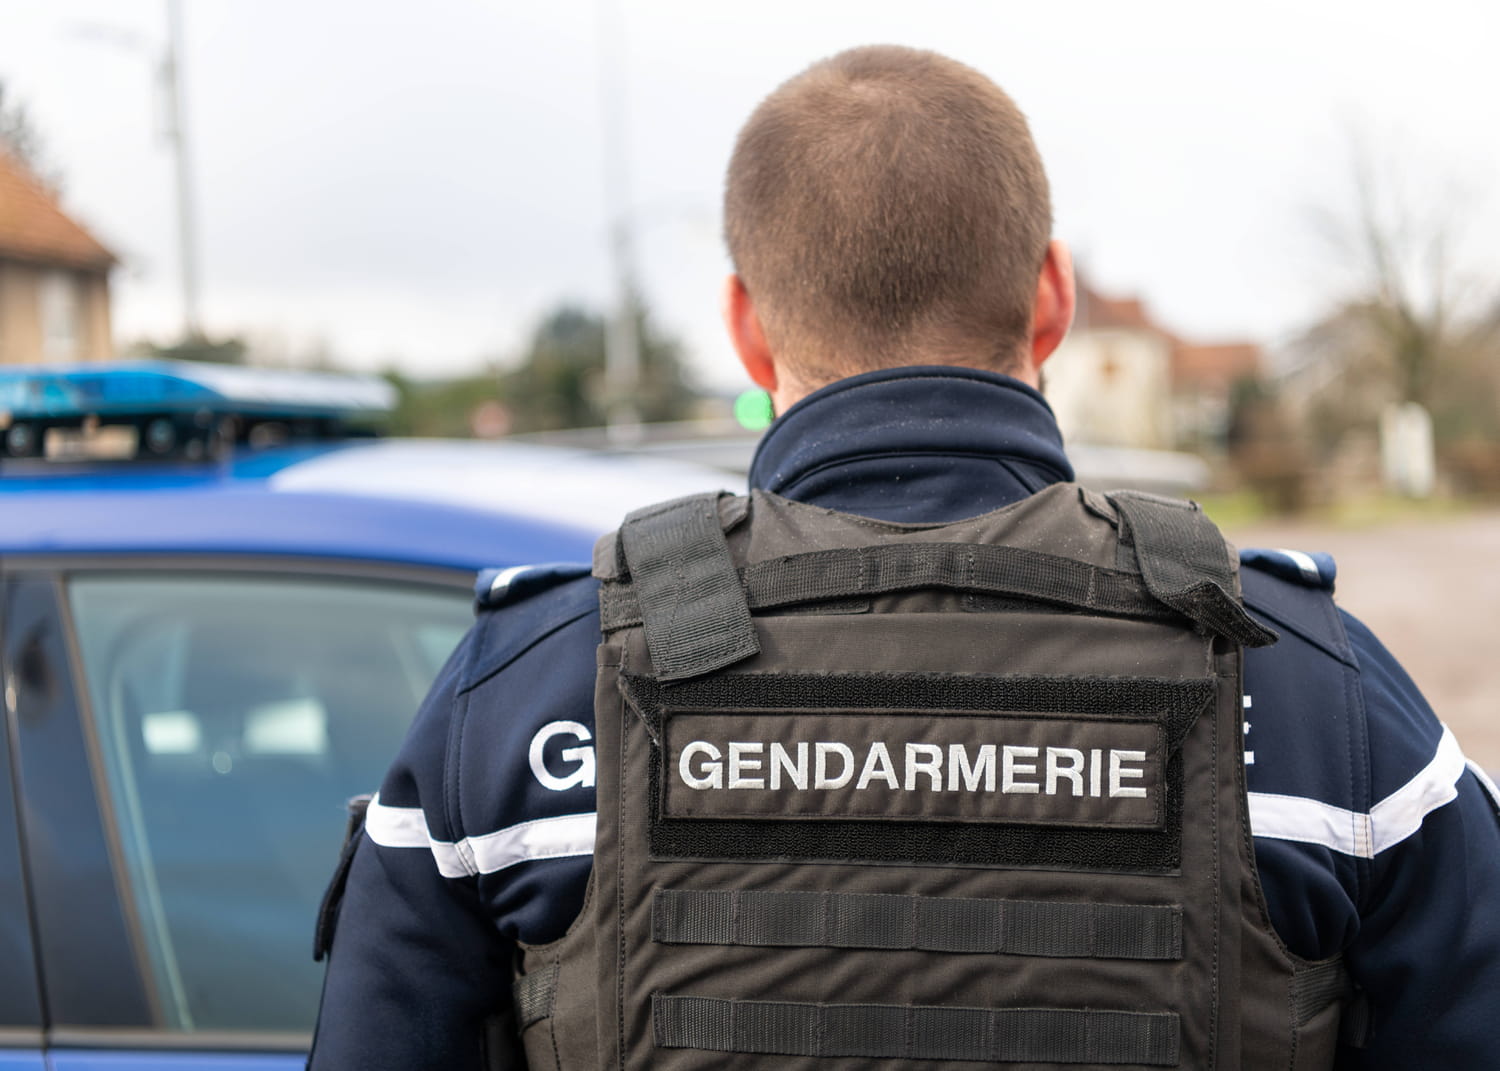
left=1226, top=510, right=1500, bottom=770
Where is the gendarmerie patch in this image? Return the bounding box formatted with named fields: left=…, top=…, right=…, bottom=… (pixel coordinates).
left=661, top=710, right=1165, bottom=830
left=622, top=670, right=1209, bottom=870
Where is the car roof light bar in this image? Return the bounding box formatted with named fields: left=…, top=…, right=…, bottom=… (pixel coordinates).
left=0, top=361, right=396, bottom=461
left=0, top=361, right=394, bottom=421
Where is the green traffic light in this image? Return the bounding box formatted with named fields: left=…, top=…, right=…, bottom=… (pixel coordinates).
left=734, top=389, right=774, bottom=431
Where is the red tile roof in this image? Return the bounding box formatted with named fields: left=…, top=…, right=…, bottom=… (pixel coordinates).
left=1076, top=273, right=1263, bottom=389
left=0, top=151, right=116, bottom=271
left=1077, top=280, right=1156, bottom=332
left=1171, top=342, right=1262, bottom=390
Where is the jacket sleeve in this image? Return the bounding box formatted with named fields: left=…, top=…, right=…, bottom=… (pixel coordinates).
left=1339, top=612, right=1500, bottom=1069
left=307, top=626, right=521, bottom=1071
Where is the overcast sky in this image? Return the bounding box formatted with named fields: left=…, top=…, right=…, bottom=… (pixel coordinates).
left=3, top=1, right=1498, bottom=390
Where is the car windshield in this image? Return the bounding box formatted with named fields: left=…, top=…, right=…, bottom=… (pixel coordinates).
left=67, top=571, right=473, bottom=1034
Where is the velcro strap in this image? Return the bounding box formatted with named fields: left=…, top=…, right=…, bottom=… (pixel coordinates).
left=618, top=493, right=759, bottom=681
left=1291, top=959, right=1350, bottom=1026
left=601, top=542, right=1173, bottom=630
left=653, top=888, right=1181, bottom=960
left=1108, top=492, right=1278, bottom=648
left=654, top=995, right=1180, bottom=1065
left=512, top=963, right=558, bottom=1030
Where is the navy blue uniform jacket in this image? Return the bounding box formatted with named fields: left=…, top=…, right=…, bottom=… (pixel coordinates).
left=311, top=367, right=1500, bottom=1069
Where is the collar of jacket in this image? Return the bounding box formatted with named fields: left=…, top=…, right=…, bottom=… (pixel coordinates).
left=747, top=365, right=1074, bottom=522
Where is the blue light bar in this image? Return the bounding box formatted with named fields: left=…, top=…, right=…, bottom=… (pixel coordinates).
left=0, top=360, right=394, bottom=421
left=0, top=360, right=396, bottom=460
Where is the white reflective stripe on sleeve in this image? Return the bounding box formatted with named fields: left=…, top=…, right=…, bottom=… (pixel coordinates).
left=1274, top=548, right=1322, bottom=584
left=362, top=794, right=596, bottom=878
left=1368, top=726, right=1466, bottom=852
left=465, top=812, right=597, bottom=874
left=363, top=793, right=428, bottom=847
left=1248, top=726, right=1467, bottom=858
left=363, top=793, right=468, bottom=878
left=1247, top=792, right=1372, bottom=858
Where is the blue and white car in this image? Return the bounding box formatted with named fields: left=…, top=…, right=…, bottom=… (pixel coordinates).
left=0, top=362, right=722, bottom=1070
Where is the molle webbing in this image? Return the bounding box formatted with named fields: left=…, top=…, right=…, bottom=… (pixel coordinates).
left=602, top=541, right=1176, bottom=631
left=653, top=996, right=1181, bottom=1066
left=653, top=888, right=1182, bottom=960
left=618, top=493, right=759, bottom=681
left=513, top=962, right=558, bottom=1030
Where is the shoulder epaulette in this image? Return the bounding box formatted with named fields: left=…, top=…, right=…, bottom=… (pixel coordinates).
left=461, top=565, right=599, bottom=694
left=1238, top=547, right=1337, bottom=591
left=474, top=562, right=592, bottom=610
left=1238, top=548, right=1353, bottom=666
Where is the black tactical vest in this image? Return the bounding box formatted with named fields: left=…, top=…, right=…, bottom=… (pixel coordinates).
left=513, top=485, right=1349, bottom=1070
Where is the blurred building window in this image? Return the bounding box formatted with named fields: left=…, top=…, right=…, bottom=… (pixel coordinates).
left=39, top=271, right=81, bottom=362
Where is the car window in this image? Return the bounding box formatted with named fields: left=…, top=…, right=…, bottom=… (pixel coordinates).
left=66, top=572, right=472, bottom=1034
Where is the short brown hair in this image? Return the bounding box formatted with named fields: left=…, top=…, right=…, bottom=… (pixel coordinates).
left=724, top=45, right=1052, bottom=384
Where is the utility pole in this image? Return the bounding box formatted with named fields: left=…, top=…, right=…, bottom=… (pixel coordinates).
left=596, top=0, right=642, bottom=443
left=69, top=4, right=203, bottom=342
left=162, top=0, right=202, bottom=340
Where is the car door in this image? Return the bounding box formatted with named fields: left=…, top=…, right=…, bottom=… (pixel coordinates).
left=0, top=577, right=47, bottom=1071
left=1, top=558, right=475, bottom=1069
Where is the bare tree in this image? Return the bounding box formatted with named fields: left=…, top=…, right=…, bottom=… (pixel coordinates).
left=0, top=80, right=62, bottom=192
left=1291, top=132, right=1500, bottom=454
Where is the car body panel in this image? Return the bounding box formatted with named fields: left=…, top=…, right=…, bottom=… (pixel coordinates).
left=0, top=605, right=44, bottom=1034
left=0, top=487, right=592, bottom=570
left=0, top=429, right=727, bottom=1066
left=0, top=439, right=727, bottom=568
left=47, top=1052, right=301, bottom=1071
left=2, top=575, right=155, bottom=1028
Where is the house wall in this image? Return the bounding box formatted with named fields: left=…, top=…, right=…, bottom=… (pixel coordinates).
left=0, top=261, right=41, bottom=364
left=1043, top=328, right=1172, bottom=450
left=78, top=271, right=113, bottom=360
left=0, top=259, right=113, bottom=364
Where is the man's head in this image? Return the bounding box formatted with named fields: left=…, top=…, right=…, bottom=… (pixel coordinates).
left=722, top=45, right=1073, bottom=409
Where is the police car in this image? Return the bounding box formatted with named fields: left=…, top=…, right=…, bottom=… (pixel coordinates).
left=0, top=362, right=723, bottom=1070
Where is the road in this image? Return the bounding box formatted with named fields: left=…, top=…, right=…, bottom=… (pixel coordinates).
left=1226, top=509, right=1500, bottom=770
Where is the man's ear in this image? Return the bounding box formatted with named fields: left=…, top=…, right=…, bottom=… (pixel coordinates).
left=722, top=274, right=777, bottom=393
left=1027, top=239, right=1076, bottom=374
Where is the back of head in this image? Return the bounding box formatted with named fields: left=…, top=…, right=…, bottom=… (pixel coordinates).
left=725, top=45, right=1051, bottom=386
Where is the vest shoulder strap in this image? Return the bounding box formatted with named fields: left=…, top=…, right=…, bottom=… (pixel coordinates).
left=615, top=491, right=759, bottom=681
left=603, top=488, right=1278, bottom=669
left=1107, top=491, right=1278, bottom=648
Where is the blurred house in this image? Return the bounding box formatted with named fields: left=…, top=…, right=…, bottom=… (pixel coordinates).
left=1044, top=275, right=1261, bottom=452
left=0, top=152, right=115, bottom=364
left=1045, top=283, right=1172, bottom=449
left=1172, top=340, right=1261, bottom=449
